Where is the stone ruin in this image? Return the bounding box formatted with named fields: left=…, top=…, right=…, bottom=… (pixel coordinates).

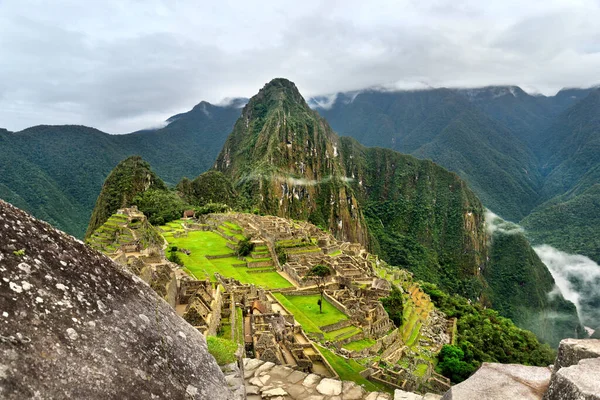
left=325, top=279, right=395, bottom=340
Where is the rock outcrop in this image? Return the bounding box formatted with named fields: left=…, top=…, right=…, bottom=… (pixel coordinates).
left=552, top=338, right=600, bottom=370
left=441, top=339, right=600, bottom=400
left=543, top=358, right=600, bottom=400
left=440, top=363, right=552, bottom=400
left=0, top=200, right=233, bottom=399
left=543, top=338, right=600, bottom=400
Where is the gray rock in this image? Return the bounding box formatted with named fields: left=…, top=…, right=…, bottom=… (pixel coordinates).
left=0, top=200, right=233, bottom=399
left=303, top=373, right=322, bottom=387
left=246, top=385, right=260, bottom=395
left=262, top=387, right=288, bottom=397
left=316, top=378, right=343, bottom=396
left=287, top=384, right=308, bottom=398
left=342, top=381, right=366, bottom=400
left=543, top=357, right=600, bottom=400
left=254, top=361, right=275, bottom=376
left=244, top=358, right=265, bottom=371
left=394, top=389, right=423, bottom=400
left=553, top=338, right=600, bottom=370
left=423, top=394, right=442, bottom=400
left=287, top=370, right=308, bottom=384
left=441, top=363, right=551, bottom=400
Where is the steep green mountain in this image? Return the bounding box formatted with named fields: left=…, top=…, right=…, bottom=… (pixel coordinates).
left=0, top=129, right=89, bottom=235
left=522, top=185, right=600, bottom=263
left=85, top=156, right=167, bottom=237
left=215, top=78, right=369, bottom=244
left=339, top=139, right=487, bottom=299
left=313, top=89, right=542, bottom=221
left=482, top=214, right=585, bottom=346
left=0, top=102, right=242, bottom=237
left=215, top=80, right=476, bottom=292
left=215, top=78, right=581, bottom=345
left=312, top=85, right=600, bottom=266
left=522, top=89, right=600, bottom=262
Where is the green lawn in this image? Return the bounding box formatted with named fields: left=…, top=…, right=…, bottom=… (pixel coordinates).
left=207, top=336, right=237, bottom=365
left=316, top=345, right=389, bottom=393
left=273, top=293, right=348, bottom=334
left=162, top=230, right=292, bottom=289
left=324, top=325, right=362, bottom=341
left=342, top=338, right=376, bottom=352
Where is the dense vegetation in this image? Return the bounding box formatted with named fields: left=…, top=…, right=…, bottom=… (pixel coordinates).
left=85, top=156, right=168, bottom=237
left=133, top=188, right=188, bottom=226
left=421, top=282, right=556, bottom=383
left=380, top=286, right=403, bottom=327
left=0, top=102, right=242, bottom=238
left=484, top=227, right=585, bottom=347
left=177, top=170, right=238, bottom=208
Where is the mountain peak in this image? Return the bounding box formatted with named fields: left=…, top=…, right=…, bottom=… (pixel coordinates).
left=246, top=78, right=308, bottom=112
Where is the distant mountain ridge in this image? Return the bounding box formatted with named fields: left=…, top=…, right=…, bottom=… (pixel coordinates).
left=0, top=82, right=598, bottom=266
left=312, top=85, right=600, bottom=263
left=0, top=102, right=242, bottom=237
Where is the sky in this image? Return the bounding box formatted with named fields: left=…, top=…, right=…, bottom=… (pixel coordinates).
left=1, top=0, right=600, bottom=133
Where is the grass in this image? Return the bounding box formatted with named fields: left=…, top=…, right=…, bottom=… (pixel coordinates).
left=162, top=230, right=293, bottom=289
left=207, top=336, right=237, bottom=365
left=272, top=293, right=348, bottom=334
left=324, top=325, right=362, bottom=341
left=413, top=363, right=429, bottom=378
left=342, top=338, right=377, bottom=352
left=316, top=345, right=389, bottom=393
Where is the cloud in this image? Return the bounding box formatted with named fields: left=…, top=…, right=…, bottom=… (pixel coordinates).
left=1, top=0, right=600, bottom=132
left=534, top=244, right=600, bottom=328
left=484, top=209, right=524, bottom=236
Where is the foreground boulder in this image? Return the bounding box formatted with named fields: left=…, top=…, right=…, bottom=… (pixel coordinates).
left=552, top=338, right=600, bottom=370
left=0, top=200, right=233, bottom=399
left=441, top=363, right=551, bottom=400
left=543, top=358, right=600, bottom=400
left=543, top=338, right=600, bottom=400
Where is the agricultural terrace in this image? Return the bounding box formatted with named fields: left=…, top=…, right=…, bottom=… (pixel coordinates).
left=160, top=227, right=293, bottom=289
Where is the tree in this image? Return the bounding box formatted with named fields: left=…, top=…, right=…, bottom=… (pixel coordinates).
left=380, top=286, right=404, bottom=327
left=305, top=265, right=331, bottom=314
left=132, top=189, right=187, bottom=226
left=436, top=344, right=477, bottom=383
left=237, top=237, right=254, bottom=257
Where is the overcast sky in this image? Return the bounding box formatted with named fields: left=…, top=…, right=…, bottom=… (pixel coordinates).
left=1, top=0, right=600, bottom=133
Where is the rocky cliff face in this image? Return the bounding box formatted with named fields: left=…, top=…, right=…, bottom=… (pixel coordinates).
left=215, top=78, right=368, bottom=244
left=0, top=200, right=232, bottom=399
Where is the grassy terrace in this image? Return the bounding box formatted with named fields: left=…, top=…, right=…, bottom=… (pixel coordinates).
left=273, top=293, right=349, bottom=335
left=342, top=338, right=376, bottom=352
left=162, top=230, right=292, bottom=289
left=316, top=345, right=389, bottom=393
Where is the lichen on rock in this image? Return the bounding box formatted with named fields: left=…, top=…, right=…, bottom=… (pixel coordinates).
left=0, top=200, right=233, bottom=399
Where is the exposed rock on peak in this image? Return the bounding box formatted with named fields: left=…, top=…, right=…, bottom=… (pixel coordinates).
left=0, top=200, right=232, bottom=399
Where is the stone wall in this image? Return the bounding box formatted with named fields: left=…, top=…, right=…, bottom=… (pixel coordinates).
left=206, top=285, right=224, bottom=337
left=323, top=292, right=349, bottom=315
left=321, top=320, right=354, bottom=333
